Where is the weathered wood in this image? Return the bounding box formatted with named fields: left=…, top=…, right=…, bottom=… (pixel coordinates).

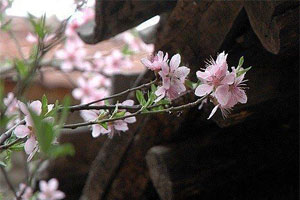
left=244, top=1, right=299, bottom=54
left=79, top=0, right=177, bottom=44
left=146, top=101, right=298, bottom=200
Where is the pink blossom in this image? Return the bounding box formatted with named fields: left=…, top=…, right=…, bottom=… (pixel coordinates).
left=26, top=33, right=55, bottom=44
left=72, top=73, right=110, bottom=105
left=81, top=7, right=95, bottom=23
left=141, top=51, right=168, bottom=71
left=119, top=32, right=154, bottom=53
left=155, top=54, right=190, bottom=101
left=16, top=183, right=33, bottom=200
left=104, top=50, right=132, bottom=74
left=15, top=100, right=53, bottom=155
left=80, top=100, right=136, bottom=138
left=38, top=178, right=65, bottom=200
left=195, top=52, right=235, bottom=98
left=55, top=40, right=87, bottom=72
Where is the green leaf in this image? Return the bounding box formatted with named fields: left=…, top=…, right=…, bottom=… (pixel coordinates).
left=185, top=80, right=198, bottom=90
left=151, top=84, right=157, bottom=93
left=114, top=110, right=126, bottom=118
left=49, top=143, right=75, bottom=158
left=15, top=59, right=29, bottom=79
left=157, top=99, right=171, bottom=105
left=237, top=66, right=252, bottom=77
left=136, top=90, right=146, bottom=106
left=238, top=56, right=244, bottom=67
left=99, top=122, right=108, bottom=130
left=57, top=96, right=70, bottom=129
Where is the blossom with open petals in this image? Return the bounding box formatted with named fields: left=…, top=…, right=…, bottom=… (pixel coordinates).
left=38, top=178, right=65, bottom=200
left=155, top=54, right=190, bottom=101
left=104, top=50, right=132, bottom=74
left=195, top=51, right=235, bottom=98
left=141, top=51, right=168, bottom=71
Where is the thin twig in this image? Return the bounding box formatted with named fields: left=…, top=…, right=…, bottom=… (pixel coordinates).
left=0, top=138, right=22, bottom=151
left=73, top=78, right=158, bottom=108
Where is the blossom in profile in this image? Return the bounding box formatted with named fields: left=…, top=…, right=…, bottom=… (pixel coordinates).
left=16, top=183, right=33, bottom=200
left=15, top=101, right=53, bottom=155
left=38, top=178, right=65, bottom=200
left=141, top=51, right=168, bottom=71
left=80, top=100, right=136, bottom=138
left=155, top=54, right=190, bottom=101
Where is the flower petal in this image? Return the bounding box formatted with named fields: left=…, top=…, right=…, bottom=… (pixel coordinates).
left=14, top=125, right=30, bottom=138
left=29, top=100, right=42, bottom=115
left=170, top=54, right=181, bottom=71
left=24, top=136, right=37, bottom=155
left=48, top=178, right=59, bottom=191
left=215, top=85, right=230, bottom=105
left=195, top=84, right=213, bottom=97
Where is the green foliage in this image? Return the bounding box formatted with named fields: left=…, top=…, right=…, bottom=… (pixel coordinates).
left=185, top=80, right=198, bottom=90
left=15, top=59, right=29, bottom=79
left=136, top=90, right=146, bottom=106
left=27, top=13, right=48, bottom=39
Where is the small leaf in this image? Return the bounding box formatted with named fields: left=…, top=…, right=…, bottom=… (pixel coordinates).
left=237, top=66, right=252, bottom=77
left=136, top=90, right=146, bottom=106
left=185, top=80, right=197, bottom=90
left=114, top=111, right=126, bottom=118
left=99, top=122, right=108, bottom=130
left=49, top=143, right=75, bottom=158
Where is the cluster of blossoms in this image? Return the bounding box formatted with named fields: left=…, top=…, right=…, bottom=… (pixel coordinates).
left=72, top=72, right=111, bottom=105
left=14, top=100, right=54, bottom=160
left=16, top=178, right=65, bottom=200
left=141, top=51, right=190, bottom=101
left=195, top=52, right=248, bottom=118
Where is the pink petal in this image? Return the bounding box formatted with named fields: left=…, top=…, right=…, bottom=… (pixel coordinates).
left=215, top=85, right=230, bottom=105
left=196, top=71, right=211, bottom=81
left=221, top=73, right=235, bottom=85
left=24, top=136, right=37, bottom=155
left=124, top=112, right=136, bottom=123
left=141, top=58, right=152, bottom=69
left=170, top=54, right=181, bottom=71
left=155, top=86, right=166, bottom=102
left=80, top=110, right=98, bottom=121
left=14, top=125, right=30, bottom=138
left=91, top=125, right=101, bottom=138
left=72, top=88, right=83, bottom=100
left=175, top=66, right=190, bottom=81
left=48, top=178, right=59, bottom=191
left=122, top=100, right=134, bottom=106
left=39, top=180, right=48, bottom=192
left=61, top=61, right=73, bottom=72
left=18, top=101, right=29, bottom=115
left=234, top=88, right=247, bottom=104
left=52, top=191, right=65, bottom=199
left=114, top=120, right=128, bottom=132
left=195, top=84, right=213, bottom=97
left=29, top=100, right=42, bottom=115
